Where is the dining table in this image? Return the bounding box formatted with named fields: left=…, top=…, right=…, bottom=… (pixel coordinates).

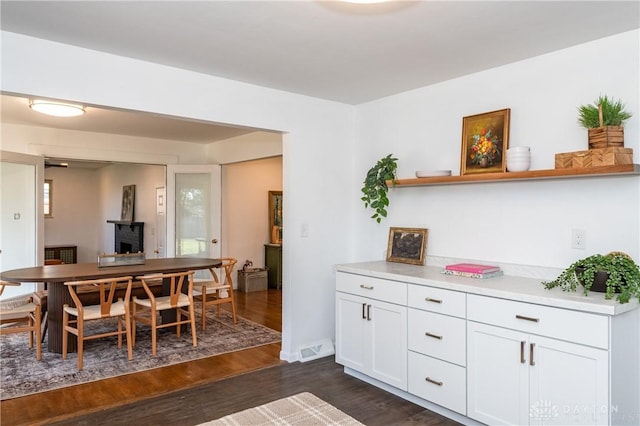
left=0, top=257, right=222, bottom=353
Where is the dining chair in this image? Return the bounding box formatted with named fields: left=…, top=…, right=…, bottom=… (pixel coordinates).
left=62, top=276, right=134, bottom=371
left=0, top=281, right=42, bottom=361
left=192, top=258, right=238, bottom=331
left=132, top=270, right=197, bottom=355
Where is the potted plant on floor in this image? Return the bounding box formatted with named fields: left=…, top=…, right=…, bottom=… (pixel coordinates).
left=543, top=251, right=640, bottom=303
left=578, top=95, right=632, bottom=149
left=361, top=154, right=398, bottom=223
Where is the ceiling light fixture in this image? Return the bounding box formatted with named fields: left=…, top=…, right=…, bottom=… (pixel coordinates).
left=29, top=99, right=85, bottom=117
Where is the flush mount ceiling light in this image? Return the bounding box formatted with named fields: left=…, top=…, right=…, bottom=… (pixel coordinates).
left=29, top=99, right=85, bottom=117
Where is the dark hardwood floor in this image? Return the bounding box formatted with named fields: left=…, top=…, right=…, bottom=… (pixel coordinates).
left=1, top=289, right=461, bottom=426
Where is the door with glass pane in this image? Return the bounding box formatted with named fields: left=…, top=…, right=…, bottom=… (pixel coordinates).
left=166, top=165, right=221, bottom=265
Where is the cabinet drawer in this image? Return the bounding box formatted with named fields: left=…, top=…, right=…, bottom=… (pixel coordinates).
left=408, top=309, right=466, bottom=366
left=408, top=351, right=466, bottom=415
left=408, top=284, right=466, bottom=318
left=467, top=294, right=608, bottom=349
left=336, top=272, right=406, bottom=305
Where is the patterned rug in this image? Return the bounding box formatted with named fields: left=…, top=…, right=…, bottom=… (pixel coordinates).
left=201, top=392, right=364, bottom=425
left=0, top=310, right=280, bottom=400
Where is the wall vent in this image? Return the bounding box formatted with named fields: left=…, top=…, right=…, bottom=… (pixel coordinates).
left=298, top=339, right=335, bottom=362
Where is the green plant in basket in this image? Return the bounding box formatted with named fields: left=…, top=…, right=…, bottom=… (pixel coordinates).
left=543, top=252, right=640, bottom=303
left=577, top=95, right=632, bottom=128
left=361, top=154, right=398, bottom=223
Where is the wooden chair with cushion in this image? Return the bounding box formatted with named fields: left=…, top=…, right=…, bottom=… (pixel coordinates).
left=193, top=258, right=238, bottom=331
left=0, top=281, right=42, bottom=361
left=132, top=270, right=197, bottom=355
left=62, top=276, right=134, bottom=371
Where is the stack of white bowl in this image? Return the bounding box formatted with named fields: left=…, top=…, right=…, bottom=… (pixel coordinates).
left=506, top=146, right=531, bottom=172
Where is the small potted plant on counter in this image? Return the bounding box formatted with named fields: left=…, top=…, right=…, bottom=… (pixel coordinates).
left=361, top=154, right=398, bottom=223
left=578, top=95, right=632, bottom=149
left=543, top=251, right=640, bottom=303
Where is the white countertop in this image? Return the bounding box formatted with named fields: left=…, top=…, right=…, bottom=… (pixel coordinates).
left=336, top=261, right=639, bottom=316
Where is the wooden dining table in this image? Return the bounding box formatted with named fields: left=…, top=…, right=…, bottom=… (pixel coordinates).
left=1, top=257, right=221, bottom=353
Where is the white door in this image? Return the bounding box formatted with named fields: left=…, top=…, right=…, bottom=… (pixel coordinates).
left=369, top=299, right=408, bottom=390
left=529, top=335, right=608, bottom=426
left=166, top=165, right=221, bottom=266
left=335, top=292, right=368, bottom=373
left=0, top=152, right=43, bottom=299
left=467, top=321, right=530, bottom=426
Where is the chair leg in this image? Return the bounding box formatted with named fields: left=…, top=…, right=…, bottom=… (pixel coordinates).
left=189, top=303, right=197, bottom=347
left=124, top=310, right=133, bottom=361
left=34, top=305, right=42, bottom=361
left=201, top=294, right=207, bottom=331
left=229, top=291, right=238, bottom=324
left=62, top=310, right=69, bottom=360
left=77, top=317, right=84, bottom=371
left=150, top=307, right=157, bottom=356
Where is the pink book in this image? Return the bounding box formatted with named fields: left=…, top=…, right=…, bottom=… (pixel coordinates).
left=445, top=263, right=500, bottom=273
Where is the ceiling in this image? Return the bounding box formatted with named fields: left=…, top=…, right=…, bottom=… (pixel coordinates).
left=1, top=1, right=639, bottom=141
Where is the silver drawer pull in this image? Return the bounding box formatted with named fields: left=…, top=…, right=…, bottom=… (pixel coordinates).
left=425, top=297, right=442, bottom=304
left=516, top=314, right=539, bottom=323
left=360, top=284, right=374, bottom=290
left=425, top=377, right=443, bottom=386
left=425, top=332, right=443, bottom=340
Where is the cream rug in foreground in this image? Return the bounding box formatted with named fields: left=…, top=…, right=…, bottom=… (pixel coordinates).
left=203, top=392, right=364, bottom=426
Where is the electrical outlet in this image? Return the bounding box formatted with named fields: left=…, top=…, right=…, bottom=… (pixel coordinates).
left=572, top=229, right=586, bottom=249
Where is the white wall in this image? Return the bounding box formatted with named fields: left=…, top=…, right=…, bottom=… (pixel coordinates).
left=1, top=31, right=355, bottom=361
left=44, top=166, right=100, bottom=263
left=223, top=157, right=283, bottom=272
left=354, top=30, right=640, bottom=273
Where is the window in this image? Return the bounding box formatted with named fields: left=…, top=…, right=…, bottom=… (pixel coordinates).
left=44, top=179, right=53, bottom=218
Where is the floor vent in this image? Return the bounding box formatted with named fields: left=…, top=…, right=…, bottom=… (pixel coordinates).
left=298, top=339, right=335, bottom=362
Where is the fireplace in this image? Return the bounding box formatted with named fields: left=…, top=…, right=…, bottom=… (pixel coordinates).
left=107, top=221, right=144, bottom=254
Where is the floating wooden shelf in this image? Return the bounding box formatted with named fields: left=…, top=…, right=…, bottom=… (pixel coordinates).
left=387, top=164, right=640, bottom=187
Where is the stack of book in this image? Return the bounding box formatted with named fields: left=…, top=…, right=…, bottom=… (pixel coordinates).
left=441, top=263, right=503, bottom=279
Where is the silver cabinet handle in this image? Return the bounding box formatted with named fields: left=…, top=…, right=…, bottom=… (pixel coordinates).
left=362, top=303, right=367, bottom=319
left=516, top=314, right=539, bottom=323
left=530, top=343, right=536, bottom=366
left=425, top=332, right=443, bottom=340
left=520, top=341, right=526, bottom=364
left=366, top=304, right=371, bottom=321
left=360, top=284, right=374, bottom=290
left=425, top=377, right=443, bottom=386
left=425, top=297, right=442, bottom=304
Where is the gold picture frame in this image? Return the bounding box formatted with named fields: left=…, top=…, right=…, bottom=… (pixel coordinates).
left=460, top=108, right=510, bottom=175
left=386, top=227, right=428, bottom=265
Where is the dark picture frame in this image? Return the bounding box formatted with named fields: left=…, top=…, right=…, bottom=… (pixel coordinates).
left=460, top=108, right=510, bottom=175
left=120, top=184, right=135, bottom=222
left=386, top=227, right=428, bottom=265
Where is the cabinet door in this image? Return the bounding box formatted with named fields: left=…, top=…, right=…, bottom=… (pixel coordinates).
left=529, top=335, right=608, bottom=426
left=467, top=321, right=529, bottom=426
left=335, top=292, right=368, bottom=373
left=369, top=299, right=408, bottom=390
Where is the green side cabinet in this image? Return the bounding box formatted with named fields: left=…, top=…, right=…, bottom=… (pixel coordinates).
left=264, top=244, right=282, bottom=289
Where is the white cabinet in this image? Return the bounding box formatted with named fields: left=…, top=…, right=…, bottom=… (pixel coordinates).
left=467, top=295, right=609, bottom=426
left=335, top=272, right=408, bottom=390
left=335, top=262, right=639, bottom=426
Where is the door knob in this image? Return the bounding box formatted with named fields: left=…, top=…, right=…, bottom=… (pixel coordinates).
left=211, top=239, right=218, bottom=244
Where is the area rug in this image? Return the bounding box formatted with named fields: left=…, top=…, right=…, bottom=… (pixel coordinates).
left=0, top=310, right=280, bottom=400
left=202, top=392, right=364, bottom=426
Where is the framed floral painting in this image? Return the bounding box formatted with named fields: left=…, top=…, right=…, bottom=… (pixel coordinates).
left=460, top=108, right=510, bottom=175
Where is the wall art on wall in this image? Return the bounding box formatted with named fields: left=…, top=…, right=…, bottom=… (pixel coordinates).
left=386, top=227, right=428, bottom=265
left=460, top=108, right=510, bottom=175
left=120, top=184, right=135, bottom=222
